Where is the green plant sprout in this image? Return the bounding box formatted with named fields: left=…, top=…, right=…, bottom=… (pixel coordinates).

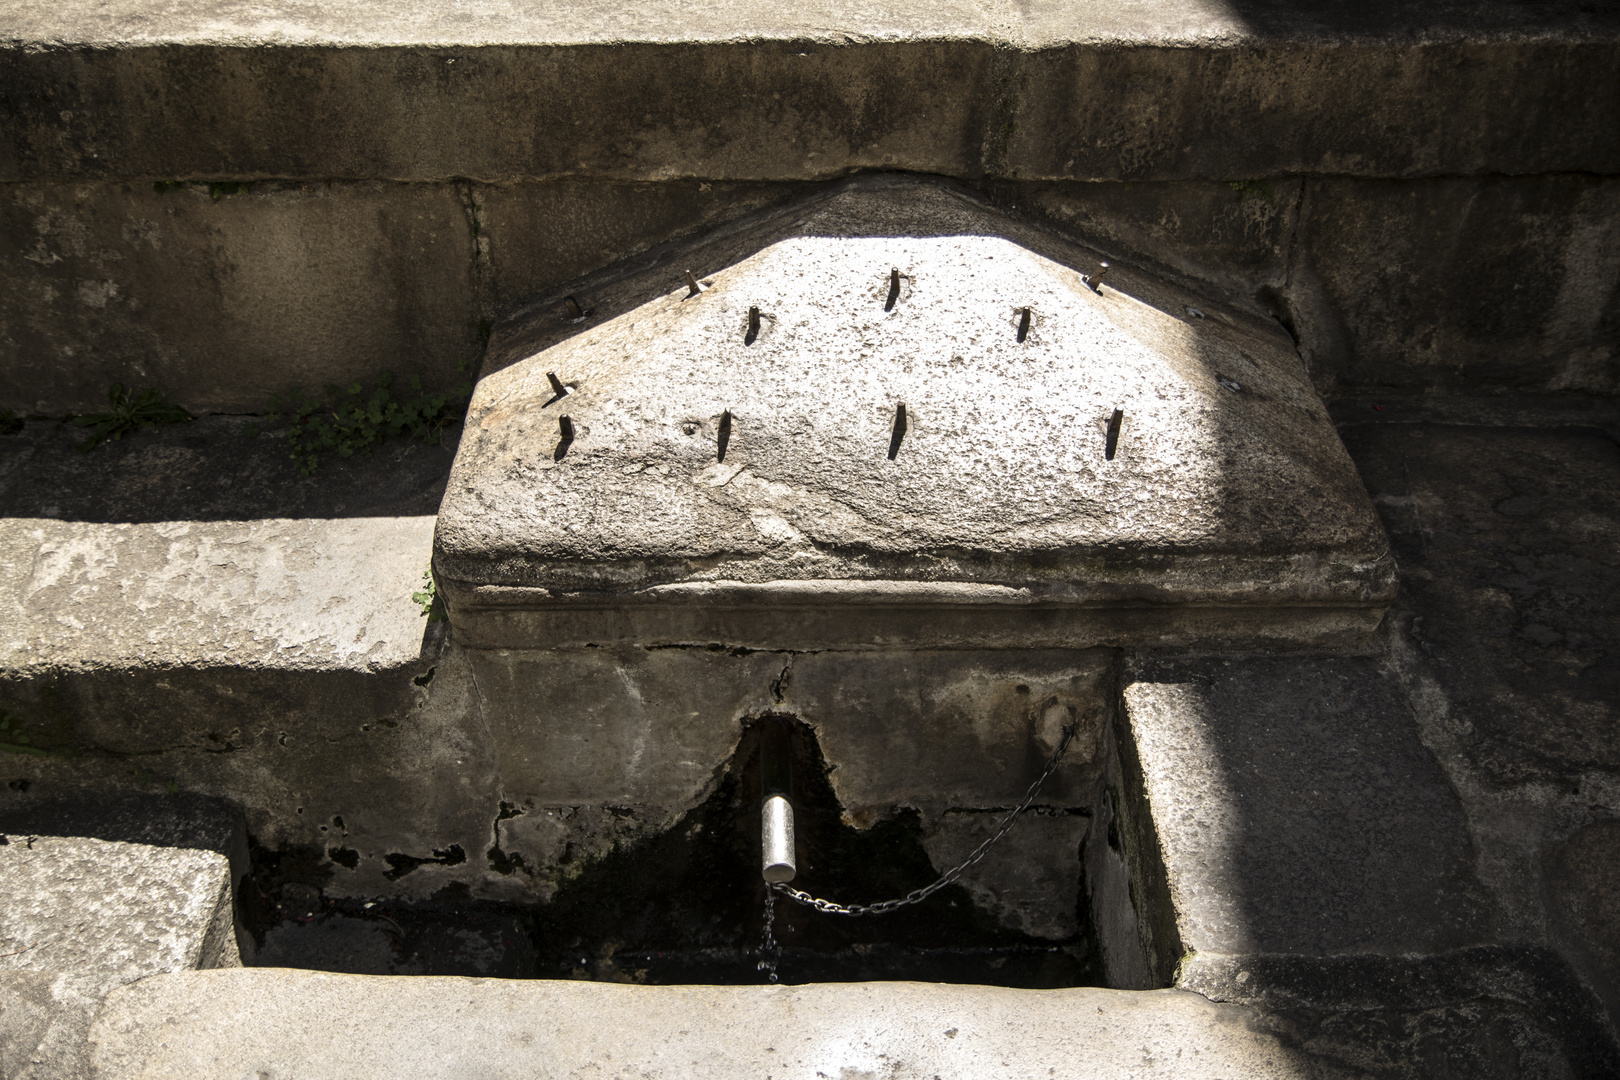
left=72, top=384, right=191, bottom=452
left=413, top=566, right=447, bottom=622
left=1227, top=179, right=1278, bottom=205
left=269, top=371, right=470, bottom=475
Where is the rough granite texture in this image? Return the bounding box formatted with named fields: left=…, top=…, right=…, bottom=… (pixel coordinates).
left=437, top=176, right=1394, bottom=649
left=0, top=514, right=434, bottom=674
left=1123, top=654, right=1495, bottom=960
left=0, top=836, right=239, bottom=1080
left=0, top=835, right=238, bottom=976
left=88, top=970, right=1357, bottom=1080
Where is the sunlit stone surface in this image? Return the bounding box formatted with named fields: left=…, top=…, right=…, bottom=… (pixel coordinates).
left=436, top=176, right=1394, bottom=649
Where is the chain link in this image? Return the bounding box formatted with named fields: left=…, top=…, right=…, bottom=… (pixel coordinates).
left=769, top=722, right=1079, bottom=916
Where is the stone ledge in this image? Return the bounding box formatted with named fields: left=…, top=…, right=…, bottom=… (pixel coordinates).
left=0, top=419, right=444, bottom=677
left=2, top=2, right=1616, bottom=183
left=9, top=0, right=1617, bottom=46
left=1179, top=947, right=1620, bottom=1077
left=87, top=970, right=1345, bottom=1079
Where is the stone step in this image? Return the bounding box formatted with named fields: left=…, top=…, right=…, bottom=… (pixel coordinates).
left=8, top=1, right=1616, bottom=187
left=0, top=418, right=477, bottom=902
left=0, top=834, right=239, bottom=1080
left=88, top=970, right=1342, bottom=1080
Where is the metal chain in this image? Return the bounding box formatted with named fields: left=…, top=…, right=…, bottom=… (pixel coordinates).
left=769, top=722, right=1078, bottom=916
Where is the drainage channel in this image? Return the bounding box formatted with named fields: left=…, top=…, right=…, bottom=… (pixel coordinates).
left=242, top=715, right=1103, bottom=988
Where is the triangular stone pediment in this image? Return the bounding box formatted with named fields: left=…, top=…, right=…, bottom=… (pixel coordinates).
left=436, top=176, right=1393, bottom=649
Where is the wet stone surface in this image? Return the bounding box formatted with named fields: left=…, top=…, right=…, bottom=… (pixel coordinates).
left=243, top=716, right=1100, bottom=988
left=252, top=896, right=536, bottom=979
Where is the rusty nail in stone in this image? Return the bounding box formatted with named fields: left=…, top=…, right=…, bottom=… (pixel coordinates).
left=563, top=295, right=584, bottom=320
left=885, top=268, right=901, bottom=311
left=887, top=402, right=908, bottom=460
left=746, top=306, right=761, bottom=345
left=686, top=270, right=704, bottom=297
left=1084, top=261, right=1110, bottom=292
left=546, top=372, right=569, bottom=402
left=1105, top=409, right=1124, bottom=461
left=1017, top=306, right=1032, bottom=343
left=718, top=409, right=732, bottom=462
left=554, top=415, right=575, bottom=461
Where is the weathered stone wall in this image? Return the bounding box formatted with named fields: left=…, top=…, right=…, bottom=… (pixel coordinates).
left=1, top=2, right=1617, bottom=410
left=5, top=174, right=1615, bottom=413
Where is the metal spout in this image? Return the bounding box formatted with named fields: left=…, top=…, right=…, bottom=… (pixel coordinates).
left=759, top=717, right=797, bottom=883
left=761, top=795, right=796, bottom=883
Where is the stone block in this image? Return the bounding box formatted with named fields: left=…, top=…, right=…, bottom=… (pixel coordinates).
left=1337, top=423, right=1620, bottom=786
left=0, top=835, right=238, bottom=1080
left=0, top=512, right=435, bottom=679
left=0, top=417, right=511, bottom=901
left=0, top=417, right=442, bottom=719
left=0, top=181, right=478, bottom=414
left=0, top=792, right=245, bottom=872
left=0, top=490, right=449, bottom=853
left=0, top=792, right=250, bottom=958
left=2, top=5, right=1616, bottom=183
left=0, top=643, right=503, bottom=904
left=0, top=835, right=239, bottom=976
left=438, top=176, right=1394, bottom=651
left=1122, top=654, right=1495, bottom=960
left=465, top=645, right=784, bottom=814
left=88, top=969, right=1351, bottom=1080
left=447, top=643, right=1116, bottom=924
left=464, top=646, right=1113, bottom=923
left=1, top=9, right=1617, bottom=415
